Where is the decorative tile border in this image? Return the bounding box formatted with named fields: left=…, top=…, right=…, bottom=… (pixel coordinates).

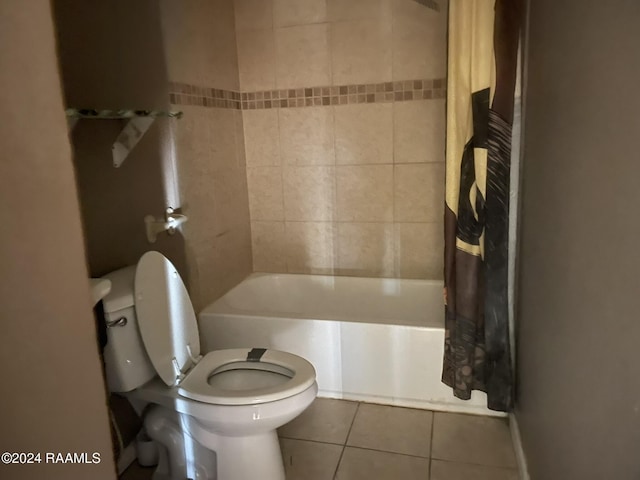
left=169, top=81, right=242, bottom=109
left=241, top=78, right=447, bottom=110
left=169, top=78, right=446, bottom=111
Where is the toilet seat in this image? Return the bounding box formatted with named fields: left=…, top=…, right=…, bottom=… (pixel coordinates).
left=135, top=251, right=201, bottom=387
left=134, top=251, right=316, bottom=407
left=177, top=348, right=316, bottom=405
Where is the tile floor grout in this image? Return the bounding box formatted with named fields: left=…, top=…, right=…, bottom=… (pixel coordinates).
left=332, top=401, right=361, bottom=479
left=280, top=402, right=518, bottom=466
left=280, top=399, right=518, bottom=480
left=121, top=399, right=518, bottom=480
left=432, top=458, right=518, bottom=467
left=279, top=435, right=519, bottom=465
left=279, top=436, right=346, bottom=447
left=334, top=443, right=433, bottom=460
left=430, top=457, right=520, bottom=469
left=428, top=408, right=435, bottom=478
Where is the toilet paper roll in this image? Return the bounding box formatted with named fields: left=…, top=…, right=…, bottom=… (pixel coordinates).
left=136, top=431, right=159, bottom=467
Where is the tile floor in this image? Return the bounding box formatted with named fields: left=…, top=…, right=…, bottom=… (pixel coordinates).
left=121, top=399, right=519, bottom=480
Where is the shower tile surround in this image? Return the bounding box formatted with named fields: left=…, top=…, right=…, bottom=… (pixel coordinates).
left=168, top=78, right=446, bottom=110
left=163, top=0, right=447, bottom=283
left=168, top=82, right=448, bottom=279
left=160, top=0, right=253, bottom=311
left=231, top=0, right=448, bottom=279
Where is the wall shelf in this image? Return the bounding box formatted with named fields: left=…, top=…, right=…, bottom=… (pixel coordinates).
left=65, top=108, right=183, bottom=120
left=65, top=108, right=183, bottom=168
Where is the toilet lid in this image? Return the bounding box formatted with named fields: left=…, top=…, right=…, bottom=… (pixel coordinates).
left=134, top=251, right=200, bottom=387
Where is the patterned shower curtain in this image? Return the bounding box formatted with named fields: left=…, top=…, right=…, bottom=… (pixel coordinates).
left=442, top=0, right=522, bottom=412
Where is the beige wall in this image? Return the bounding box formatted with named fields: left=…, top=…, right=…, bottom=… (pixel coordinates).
left=53, top=0, right=189, bottom=280
left=161, top=0, right=240, bottom=92
left=54, top=0, right=252, bottom=311
left=0, top=2, right=115, bottom=479
left=161, top=0, right=253, bottom=311
left=170, top=103, right=252, bottom=311
left=516, top=1, right=640, bottom=478
left=236, top=0, right=448, bottom=278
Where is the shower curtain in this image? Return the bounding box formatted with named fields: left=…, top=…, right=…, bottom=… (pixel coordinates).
left=442, top=0, right=522, bottom=411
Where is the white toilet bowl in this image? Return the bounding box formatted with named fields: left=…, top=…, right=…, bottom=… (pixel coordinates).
left=132, top=358, right=317, bottom=480
left=101, top=252, right=318, bottom=480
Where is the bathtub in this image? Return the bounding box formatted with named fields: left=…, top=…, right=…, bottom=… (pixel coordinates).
left=199, top=273, right=498, bottom=417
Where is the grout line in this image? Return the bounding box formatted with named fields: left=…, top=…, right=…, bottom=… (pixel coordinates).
left=430, top=458, right=520, bottom=471
left=340, top=444, right=431, bottom=460
left=277, top=436, right=346, bottom=447
left=391, top=134, right=397, bottom=277
left=281, top=402, right=518, bottom=476
left=430, top=410, right=436, bottom=456
left=333, top=401, right=361, bottom=479
left=249, top=218, right=433, bottom=227
left=390, top=0, right=397, bottom=278
left=269, top=0, right=275, bottom=32
left=429, top=410, right=436, bottom=478
left=333, top=445, right=345, bottom=480
left=246, top=160, right=445, bottom=169
left=273, top=70, right=288, bottom=274
left=330, top=102, right=339, bottom=274
left=327, top=17, right=335, bottom=99
left=281, top=402, right=517, bottom=477
left=344, top=401, right=361, bottom=446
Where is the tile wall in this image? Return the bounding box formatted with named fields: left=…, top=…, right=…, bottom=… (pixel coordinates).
left=235, top=0, right=448, bottom=279
left=161, top=0, right=253, bottom=310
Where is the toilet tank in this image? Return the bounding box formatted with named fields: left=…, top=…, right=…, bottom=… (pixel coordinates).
left=101, top=265, right=156, bottom=392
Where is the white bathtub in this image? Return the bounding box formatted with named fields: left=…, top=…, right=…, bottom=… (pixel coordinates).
left=199, top=273, right=498, bottom=416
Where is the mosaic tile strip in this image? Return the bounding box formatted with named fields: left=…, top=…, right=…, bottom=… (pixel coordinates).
left=169, top=78, right=446, bottom=111
left=241, top=78, right=446, bottom=110
left=169, top=81, right=241, bottom=110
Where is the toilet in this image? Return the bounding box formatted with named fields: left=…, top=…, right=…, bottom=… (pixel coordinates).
left=100, top=251, right=317, bottom=480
